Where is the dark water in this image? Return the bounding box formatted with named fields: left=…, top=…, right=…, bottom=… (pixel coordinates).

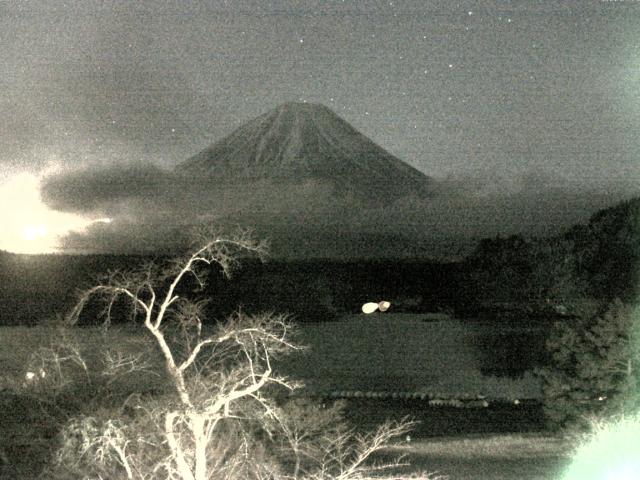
left=340, top=398, right=546, bottom=438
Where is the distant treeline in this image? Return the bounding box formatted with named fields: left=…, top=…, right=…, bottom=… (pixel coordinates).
left=203, top=259, right=460, bottom=322
left=459, top=196, right=640, bottom=319
left=0, top=251, right=460, bottom=325
left=0, top=253, right=153, bottom=325
left=1, top=196, right=638, bottom=326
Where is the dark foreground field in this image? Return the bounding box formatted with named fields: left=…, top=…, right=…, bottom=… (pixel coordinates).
left=341, top=399, right=573, bottom=479
left=378, top=434, right=572, bottom=480
left=1, top=322, right=572, bottom=479
left=342, top=399, right=544, bottom=437
left=1, top=391, right=574, bottom=480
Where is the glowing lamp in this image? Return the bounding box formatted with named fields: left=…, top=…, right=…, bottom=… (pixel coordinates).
left=361, top=302, right=379, bottom=314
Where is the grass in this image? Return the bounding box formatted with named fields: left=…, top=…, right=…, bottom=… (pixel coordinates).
left=389, top=433, right=571, bottom=459
left=379, top=433, right=575, bottom=480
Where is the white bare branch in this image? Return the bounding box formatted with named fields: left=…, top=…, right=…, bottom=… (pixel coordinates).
left=58, top=229, right=424, bottom=480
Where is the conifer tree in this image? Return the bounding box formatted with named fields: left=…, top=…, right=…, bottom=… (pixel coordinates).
left=538, top=299, right=640, bottom=430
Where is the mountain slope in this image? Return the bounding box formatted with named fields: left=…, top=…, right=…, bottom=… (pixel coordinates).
left=177, top=102, right=432, bottom=203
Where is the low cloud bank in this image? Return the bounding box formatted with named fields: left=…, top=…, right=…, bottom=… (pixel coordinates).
left=39, top=163, right=639, bottom=256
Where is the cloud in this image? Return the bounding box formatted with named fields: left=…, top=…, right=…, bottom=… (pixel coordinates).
left=41, top=162, right=367, bottom=218
left=41, top=164, right=177, bottom=213
left=38, top=164, right=640, bottom=256
left=353, top=171, right=640, bottom=239
left=458, top=173, right=639, bottom=237
left=39, top=163, right=359, bottom=252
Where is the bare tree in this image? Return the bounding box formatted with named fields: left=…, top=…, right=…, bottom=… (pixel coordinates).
left=56, top=228, right=432, bottom=480
left=63, top=229, right=297, bottom=479
left=272, top=400, right=419, bottom=480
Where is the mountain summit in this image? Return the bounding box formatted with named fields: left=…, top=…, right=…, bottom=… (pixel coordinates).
left=177, top=102, right=432, bottom=202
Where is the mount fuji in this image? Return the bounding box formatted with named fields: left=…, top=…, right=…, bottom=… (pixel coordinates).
left=172, top=102, right=439, bottom=258
left=178, top=102, right=432, bottom=204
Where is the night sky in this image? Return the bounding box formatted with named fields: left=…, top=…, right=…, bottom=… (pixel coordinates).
left=1, top=0, right=640, bottom=253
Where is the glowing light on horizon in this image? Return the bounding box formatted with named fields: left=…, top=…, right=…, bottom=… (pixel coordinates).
left=23, top=224, right=48, bottom=241
left=0, top=172, right=112, bottom=254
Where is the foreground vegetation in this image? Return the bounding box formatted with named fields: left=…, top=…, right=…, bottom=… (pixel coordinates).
left=3, top=296, right=637, bottom=477
left=1, top=229, right=434, bottom=479
left=3, top=195, right=640, bottom=478
left=382, top=433, right=574, bottom=480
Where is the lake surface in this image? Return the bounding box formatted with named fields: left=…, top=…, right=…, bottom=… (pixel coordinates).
left=279, top=314, right=546, bottom=399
